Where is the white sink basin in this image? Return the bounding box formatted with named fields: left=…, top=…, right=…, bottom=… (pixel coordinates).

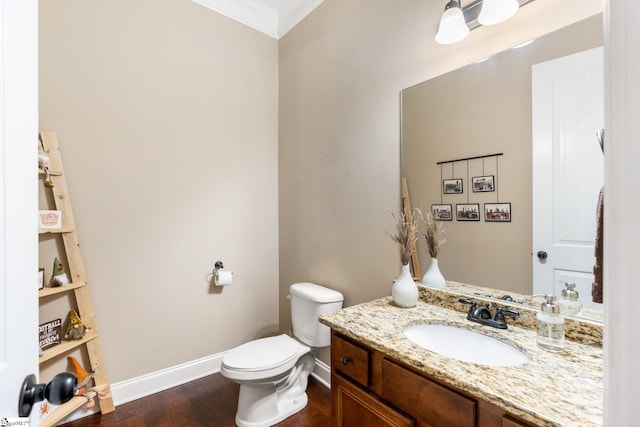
left=403, top=324, right=528, bottom=367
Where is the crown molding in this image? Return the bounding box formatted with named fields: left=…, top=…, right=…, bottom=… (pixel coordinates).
left=192, top=0, right=324, bottom=39
left=277, top=0, right=324, bottom=38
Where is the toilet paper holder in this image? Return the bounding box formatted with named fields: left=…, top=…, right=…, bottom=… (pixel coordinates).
left=212, top=261, right=233, bottom=286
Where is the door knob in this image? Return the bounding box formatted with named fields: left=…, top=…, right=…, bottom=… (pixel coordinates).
left=537, top=251, right=548, bottom=261
left=19, top=372, right=78, bottom=417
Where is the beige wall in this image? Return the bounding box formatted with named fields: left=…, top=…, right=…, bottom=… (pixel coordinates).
left=39, top=0, right=279, bottom=382
left=402, top=16, right=603, bottom=295
left=278, top=0, right=603, bottom=363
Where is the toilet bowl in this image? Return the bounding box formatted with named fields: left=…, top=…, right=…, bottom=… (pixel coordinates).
left=220, top=283, right=343, bottom=427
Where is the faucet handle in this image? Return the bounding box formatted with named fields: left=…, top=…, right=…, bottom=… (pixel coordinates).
left=458, top=298, right=476, bottom=307
left=494, top=307, right=519, bottom=323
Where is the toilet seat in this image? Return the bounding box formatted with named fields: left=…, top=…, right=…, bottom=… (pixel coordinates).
left=221, top=334, right=310, bottom=381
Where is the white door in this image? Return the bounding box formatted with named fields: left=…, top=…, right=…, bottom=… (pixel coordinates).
left=0, top=0, right=39, bottom=422
left=532, top=47, right=604, bottom=309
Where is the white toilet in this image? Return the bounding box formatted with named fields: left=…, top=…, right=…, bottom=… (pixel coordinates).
left=220, top=282, right=344, bottom=427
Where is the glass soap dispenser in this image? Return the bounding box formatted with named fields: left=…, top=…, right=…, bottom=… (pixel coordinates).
left=558, top=281, right=583, bottom=316
left=537, top=295, right=565, bottom=352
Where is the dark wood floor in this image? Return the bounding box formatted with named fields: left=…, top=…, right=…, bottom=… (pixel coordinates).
left=61, top=373, right=331, bottom=427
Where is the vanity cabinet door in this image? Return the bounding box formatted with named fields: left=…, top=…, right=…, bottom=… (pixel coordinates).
left=381, top=359, right=476, bottom=427
left=332, top=373, right=415, bottom=427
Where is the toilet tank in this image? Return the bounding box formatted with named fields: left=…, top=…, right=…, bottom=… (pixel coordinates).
left=290, top=282, right=344, bottom=347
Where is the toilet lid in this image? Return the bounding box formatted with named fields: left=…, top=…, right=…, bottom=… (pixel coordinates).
left=223, top=334, right=301, bottom=372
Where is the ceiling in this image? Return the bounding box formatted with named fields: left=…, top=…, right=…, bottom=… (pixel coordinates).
left=192, top=0, right=324, bottom=39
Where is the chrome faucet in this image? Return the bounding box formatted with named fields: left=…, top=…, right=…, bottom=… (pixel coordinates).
left=458, top=299, right=519, bottom=329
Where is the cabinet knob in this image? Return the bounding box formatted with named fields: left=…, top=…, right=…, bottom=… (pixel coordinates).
left=340, top=357, right=351, bottom=366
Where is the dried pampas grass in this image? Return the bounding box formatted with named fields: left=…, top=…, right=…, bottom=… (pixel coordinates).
left=389, top=208, right=423, bottom=265
left=424, top=212, right=446, bottom=258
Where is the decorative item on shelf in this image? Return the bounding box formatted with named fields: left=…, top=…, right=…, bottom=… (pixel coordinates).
left=64, top=309, right=91, bottom=340
left=38, top=141, right=55, bottom=188
left=67, top=356, right=109, bottom=409
left=67, top=356, right=93, bottom=388
left=38, top=143, right=50, bottom=169
left=421, top=213, right=447, bottom=288
left=39, top=210, right=62, bottom=229
left=389, top=208, right=422, bottom=308
left=39, top=268, right=45, bottom=290
left=39, top=318, right=62, bottom=351
left=48, top=257, right=70, bottom=287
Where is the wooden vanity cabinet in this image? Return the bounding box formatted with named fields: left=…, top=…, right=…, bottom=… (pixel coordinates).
left=330, top=332, right=535, bottom=427
left=331, top=333, right=414, bottom=427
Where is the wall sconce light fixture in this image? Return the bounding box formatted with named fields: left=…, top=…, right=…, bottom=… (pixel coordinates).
left=435, top=0, right=469, bottom=45
left=435, top=0, right=535, bottom=45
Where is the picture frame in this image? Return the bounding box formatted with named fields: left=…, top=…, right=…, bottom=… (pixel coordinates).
left=431, top=204, right=453, bottom=221
left=456, top=203, right=480, bottom=221
left=472, top=175, right=495, bottom=192
left=443, top=178, right=463, bottom=194
left=485, top=203, right=512, bottom=222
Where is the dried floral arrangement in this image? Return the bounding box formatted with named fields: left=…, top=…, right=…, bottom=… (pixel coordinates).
left=424, top=212, right=446, bottom=258
left=389, top=208, right=423, bottom=265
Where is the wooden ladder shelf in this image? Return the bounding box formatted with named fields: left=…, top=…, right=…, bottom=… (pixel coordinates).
left=38, top=132, right=115, bottom=426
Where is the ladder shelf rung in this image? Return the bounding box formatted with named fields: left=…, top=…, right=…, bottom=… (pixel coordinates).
left=39, top=228, right=76, bottom=235
left=39, top=330, right=99, bottom=364
left=38, top=168, right=63, bottom=176
left=39, top=227, right=76, bottom=234
left=39, top=281, right=87, bottom=298
left=38, top=384, right=110, bottom=427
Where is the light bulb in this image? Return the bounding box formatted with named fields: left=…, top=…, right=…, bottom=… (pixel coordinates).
left=478, top=0, right=519, bottom=26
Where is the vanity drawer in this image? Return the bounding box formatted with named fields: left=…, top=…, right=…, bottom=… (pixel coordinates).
left=332, top=333, right=370, bottom=387
left=502, top=415, right=535, bottom=427
left=381, top=359, right=476, bottom=427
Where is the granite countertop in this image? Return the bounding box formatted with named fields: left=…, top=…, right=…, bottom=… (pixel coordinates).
left=319, top=296, right=603, bottom=426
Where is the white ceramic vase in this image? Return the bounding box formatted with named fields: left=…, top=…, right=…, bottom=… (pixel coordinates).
left=421, top=257, right=446, bottom=288
left=392, top=264, right=418, bottom=308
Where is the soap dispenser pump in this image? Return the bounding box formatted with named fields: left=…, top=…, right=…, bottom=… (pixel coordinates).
left=536, top=294, right=565, bottom=352
left=558, top=281, right=583, bottom=315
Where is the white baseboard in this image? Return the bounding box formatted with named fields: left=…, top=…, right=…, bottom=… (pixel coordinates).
left=310, top=358, right=331, bottom=388
left=59, top=351, right=330, bottom=424
left=58, top=352, right=227, bottom=424
left=111, top=351, right=228, bottom=405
